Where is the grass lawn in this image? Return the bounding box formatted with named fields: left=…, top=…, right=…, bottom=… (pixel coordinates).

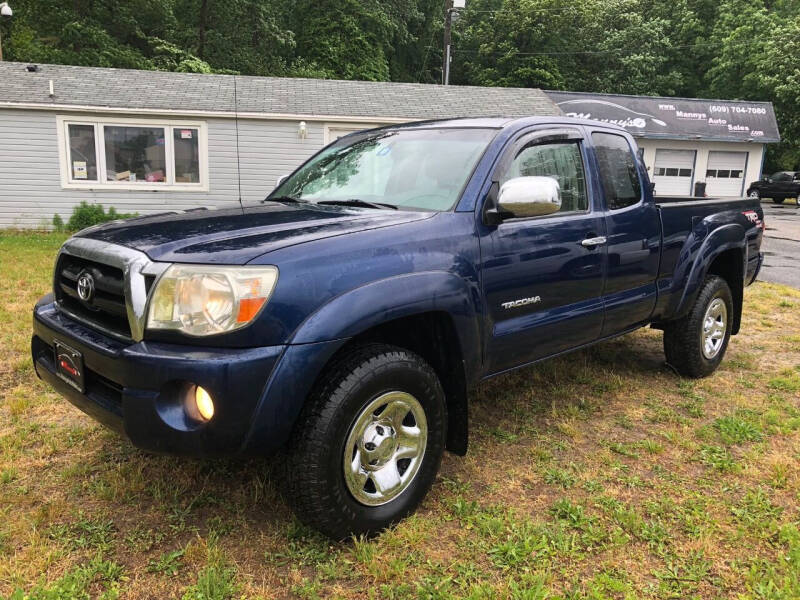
left=1, top=230, right=799, bottom=599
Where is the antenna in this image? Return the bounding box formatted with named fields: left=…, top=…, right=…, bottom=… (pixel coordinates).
left=232, top=74, right=245, bottom=213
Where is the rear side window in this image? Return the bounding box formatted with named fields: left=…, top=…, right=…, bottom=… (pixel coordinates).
left=502, top=142, right=589, bottom=213
left=591, top=133, right=642, bottom=210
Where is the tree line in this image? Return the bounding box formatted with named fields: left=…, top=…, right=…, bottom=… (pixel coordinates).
left=2, top=0, right=798, bottom=169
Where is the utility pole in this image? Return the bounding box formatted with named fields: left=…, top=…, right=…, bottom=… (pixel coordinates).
left=441, top=0, right=453, bottom=85
left=441, top=0, right=465, bottom=85
left=0, top=2, right=12, bottom=62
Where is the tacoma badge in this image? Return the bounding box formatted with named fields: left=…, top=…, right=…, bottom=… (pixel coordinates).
left=501, top=296, right=542, bottom=310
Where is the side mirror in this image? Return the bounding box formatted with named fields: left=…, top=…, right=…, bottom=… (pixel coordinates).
left=497, top=176, right=562, bottom=218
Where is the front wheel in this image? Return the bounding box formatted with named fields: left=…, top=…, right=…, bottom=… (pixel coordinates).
left=663, top=275, right=733, bottom=378
left=748, top=189, right=760, bottom=200
left=286, top=344, right=446, bottom=539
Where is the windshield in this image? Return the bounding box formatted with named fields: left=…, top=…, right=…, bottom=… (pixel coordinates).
left=269, top=127, right=497, bottom=211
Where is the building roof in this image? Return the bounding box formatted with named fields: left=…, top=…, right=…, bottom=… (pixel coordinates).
left=0, top=61, right=561, bottom=121
left=547, top=90, right=780, bottom=143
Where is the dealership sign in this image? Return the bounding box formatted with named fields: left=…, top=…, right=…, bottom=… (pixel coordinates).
left=547, top=91, right=780, bottom=143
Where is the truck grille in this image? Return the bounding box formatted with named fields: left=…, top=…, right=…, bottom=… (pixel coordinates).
left=53, top=238, right=167, bottom=343
left=55, top=254, right=133, bottom=340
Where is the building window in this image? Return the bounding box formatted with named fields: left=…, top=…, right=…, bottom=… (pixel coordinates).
left=706, top=169, right=744, bottom=179
left=59, top=117, right=207, bottom=190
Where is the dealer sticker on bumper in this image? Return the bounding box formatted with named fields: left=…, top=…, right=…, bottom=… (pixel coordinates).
left=54, top=340, right=85, bottom=393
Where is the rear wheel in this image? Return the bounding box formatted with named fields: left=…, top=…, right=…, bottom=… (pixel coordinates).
left=663, top=275, right=733, bottom=378
left=748, top=189, right=760, bottom=200
left=286, top=344, right=446, bottom=539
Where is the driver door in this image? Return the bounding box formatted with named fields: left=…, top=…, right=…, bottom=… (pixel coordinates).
left=479, top=128, right=607, bottom=374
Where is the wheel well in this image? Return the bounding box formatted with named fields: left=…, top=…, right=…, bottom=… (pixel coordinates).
left=707, top=249, right=744, bottom=334
left=341, top=312, right=469, bottom=456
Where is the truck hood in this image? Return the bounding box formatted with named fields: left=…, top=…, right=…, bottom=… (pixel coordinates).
left=76, top=203, right=433, bottom=264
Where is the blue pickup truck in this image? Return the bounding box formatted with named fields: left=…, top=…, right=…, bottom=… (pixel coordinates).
left=32, top=117, right=764, bottom=538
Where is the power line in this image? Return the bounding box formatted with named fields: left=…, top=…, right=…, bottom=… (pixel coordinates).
left=451, top=38, right=762, bottom=58
left=463, top=7, right=581, bottom=14
left=417, top=0, right=449, bottom=83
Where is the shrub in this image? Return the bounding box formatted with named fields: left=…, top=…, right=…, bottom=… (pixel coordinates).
left=51, top=213, right=65, bottom=232
left=63, top=202, right=137, bottom=232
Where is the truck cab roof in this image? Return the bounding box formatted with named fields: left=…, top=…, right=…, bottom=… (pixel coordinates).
left=382, top=115, right=628, bottom=133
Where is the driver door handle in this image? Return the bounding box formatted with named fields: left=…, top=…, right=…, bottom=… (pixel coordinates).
left=581, top=236, right=607, bottom=248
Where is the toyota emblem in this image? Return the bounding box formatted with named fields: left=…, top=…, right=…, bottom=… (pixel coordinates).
left=76, top=271, right=95, bottom=302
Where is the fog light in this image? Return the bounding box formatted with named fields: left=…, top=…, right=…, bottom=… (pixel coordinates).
left=194, top=386, right=215, bottom=421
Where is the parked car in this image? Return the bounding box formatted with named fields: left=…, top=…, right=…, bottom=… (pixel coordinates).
left=747, top=171, right=800, bottom=204
left=32, top=117, right=764, bottom=538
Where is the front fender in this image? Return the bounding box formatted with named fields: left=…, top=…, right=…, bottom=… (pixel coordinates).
left=290, top=271, right=482, bottom=374
left=240, top=272, right=482, bottom=454
left=671, top=223, right=745, bottom=320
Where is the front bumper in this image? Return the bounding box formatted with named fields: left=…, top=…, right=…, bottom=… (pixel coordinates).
left=32, top=296, right=293, bottom=456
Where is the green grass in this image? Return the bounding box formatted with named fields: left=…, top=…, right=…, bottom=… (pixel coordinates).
left=1, top=231, right=800, bottom=598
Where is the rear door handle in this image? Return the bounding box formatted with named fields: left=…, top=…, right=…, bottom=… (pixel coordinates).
left=581, top=236, right=607, bottom=248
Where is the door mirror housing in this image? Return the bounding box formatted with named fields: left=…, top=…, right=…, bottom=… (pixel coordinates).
left=497, top=176, right=562, bottom=218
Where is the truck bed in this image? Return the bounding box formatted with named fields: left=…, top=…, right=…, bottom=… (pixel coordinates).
left=656, top=195, right=764, bottom=304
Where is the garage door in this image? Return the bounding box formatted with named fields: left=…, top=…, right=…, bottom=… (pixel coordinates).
left=653, top=149, right=696, bottom=196
left=705, top=151, right=747, bottom=197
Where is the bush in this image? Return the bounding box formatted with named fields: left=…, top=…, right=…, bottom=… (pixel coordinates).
left=59, top=202, right=138, bottom=232
left=51, top=213, right=65, bottom=232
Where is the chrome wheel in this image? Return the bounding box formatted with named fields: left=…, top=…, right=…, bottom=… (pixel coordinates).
left=701, top=297, right=727, bottom=359
left=748, top=190, right=759, bottom=199
left=343, top=391, right=427, bottom=507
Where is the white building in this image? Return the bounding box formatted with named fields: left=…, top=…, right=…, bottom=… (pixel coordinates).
left=0, top=62, right=781, bottom=228
left=548, top=91, right=781, bottom=198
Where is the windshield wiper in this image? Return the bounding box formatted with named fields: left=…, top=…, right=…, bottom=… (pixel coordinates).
left=263, top=195, right=306, bottom=204
left=317, top=199, right=398, bottom=210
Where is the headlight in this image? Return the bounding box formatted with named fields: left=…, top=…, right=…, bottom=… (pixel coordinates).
left=147, top=265, right=278, bottom=336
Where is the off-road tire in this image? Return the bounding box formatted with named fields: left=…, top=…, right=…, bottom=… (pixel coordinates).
left=663, top=275, right=733, bottom=378
left=285, top=343, right=446, bottom=539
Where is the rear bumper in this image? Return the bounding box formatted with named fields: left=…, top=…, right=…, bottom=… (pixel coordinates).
left=32, top=297, right=343, bottom=456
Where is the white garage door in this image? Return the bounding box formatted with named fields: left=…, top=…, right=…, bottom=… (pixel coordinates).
left=706, top=151, right=747, bottom=197
left=653, top=149, right=696, bottom=196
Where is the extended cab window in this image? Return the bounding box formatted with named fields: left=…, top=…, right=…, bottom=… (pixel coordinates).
left=502, top=142, right=588, bottom=213
left=592, top=133, right=641, bottom=210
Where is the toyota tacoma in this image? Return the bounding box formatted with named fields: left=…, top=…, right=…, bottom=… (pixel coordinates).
left=33, top=117, right=764, bottom=538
